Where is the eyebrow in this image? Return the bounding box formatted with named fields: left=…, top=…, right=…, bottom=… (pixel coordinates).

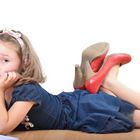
left=0, top=53, right=9, bottom=57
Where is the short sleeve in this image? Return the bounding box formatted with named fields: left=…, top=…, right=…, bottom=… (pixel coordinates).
left=12, top=83, right=42, bottom=106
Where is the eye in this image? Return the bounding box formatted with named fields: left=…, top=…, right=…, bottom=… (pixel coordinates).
left=1, top=59, right=9, bottom=63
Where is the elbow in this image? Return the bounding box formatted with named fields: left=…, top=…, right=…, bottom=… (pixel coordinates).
left=0, top=127, right=12, bottom=135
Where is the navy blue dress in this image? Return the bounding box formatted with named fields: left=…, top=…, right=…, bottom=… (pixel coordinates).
left=9, top=83, right=135, bottom=133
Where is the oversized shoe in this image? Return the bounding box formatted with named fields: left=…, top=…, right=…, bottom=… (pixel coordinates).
left=73, top=42, right=109, bottom=89
left=85, top=53, right=132, bottom=94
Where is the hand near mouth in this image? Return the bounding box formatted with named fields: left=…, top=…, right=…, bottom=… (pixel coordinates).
left=0, top=72, right=20, bottom=92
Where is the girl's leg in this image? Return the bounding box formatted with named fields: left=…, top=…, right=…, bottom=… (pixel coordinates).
left=133, top=110, right=140, bottom=128
left=103, top=65, right=140, bottom=109
left=100, top=64, right=119, bottom=96
left=100, top=86, right=116, bottom=96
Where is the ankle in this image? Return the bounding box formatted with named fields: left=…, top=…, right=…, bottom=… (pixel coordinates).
left=102, top=77, right=117, bottom=91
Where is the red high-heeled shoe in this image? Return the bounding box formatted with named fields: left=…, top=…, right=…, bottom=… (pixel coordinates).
left=90, top=48, right=108, bottom=72
left=73, top=42, right=109, bottom=89
left=85, top=53, right=131, bottom=94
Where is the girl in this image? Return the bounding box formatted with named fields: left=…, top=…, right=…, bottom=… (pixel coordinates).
left=0, top=29, right=137, bottom=134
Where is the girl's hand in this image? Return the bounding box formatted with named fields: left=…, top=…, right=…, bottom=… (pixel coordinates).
left=0, top=72, right=20, bottom=92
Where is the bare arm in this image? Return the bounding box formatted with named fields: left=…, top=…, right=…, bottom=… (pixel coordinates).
left=0, top=72, right=35, bottom=134
left=0, top=96, right=35, bottom=134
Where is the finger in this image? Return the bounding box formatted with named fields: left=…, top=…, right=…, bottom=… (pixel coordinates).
left=12, top=72, right=20, bottom=81
left=11, top=72, right=17, bottom=79
left=7, top=72, right=19, bottom=81
left=6, top=72, right=13, bottom=81
left=0, top=72, right=8, bottom=81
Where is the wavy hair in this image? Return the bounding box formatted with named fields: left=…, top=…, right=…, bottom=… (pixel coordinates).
left=0, top=30, right=46, bottom=85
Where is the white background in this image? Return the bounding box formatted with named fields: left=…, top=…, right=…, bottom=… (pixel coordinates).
left=0, top=0, right=140, bottom=94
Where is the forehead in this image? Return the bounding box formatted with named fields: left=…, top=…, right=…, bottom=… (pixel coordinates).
left=0, top=40, right=19, bottom=57
left=0, top=39, right=18, bottom=49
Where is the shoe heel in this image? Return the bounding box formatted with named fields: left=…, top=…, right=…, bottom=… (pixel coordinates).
left=73, top=64, right=85, bottom=89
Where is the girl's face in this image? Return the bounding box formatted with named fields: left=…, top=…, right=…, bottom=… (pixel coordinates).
left=0, top=41, right=21, bottom=77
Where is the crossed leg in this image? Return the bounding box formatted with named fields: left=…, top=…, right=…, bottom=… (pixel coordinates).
left=102, top=65, right=140, bottom=127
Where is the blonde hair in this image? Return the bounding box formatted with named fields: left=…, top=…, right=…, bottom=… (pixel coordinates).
left=0, top=30, right=46, bottom=85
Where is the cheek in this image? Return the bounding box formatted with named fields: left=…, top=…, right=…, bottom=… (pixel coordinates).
left=0, top=72, right=5, bottom=77
left=10, top=65, right=21, bottom=72
left=0, top=60, right=21, bottom=76
left=5, top=63, right=21, bottom=73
